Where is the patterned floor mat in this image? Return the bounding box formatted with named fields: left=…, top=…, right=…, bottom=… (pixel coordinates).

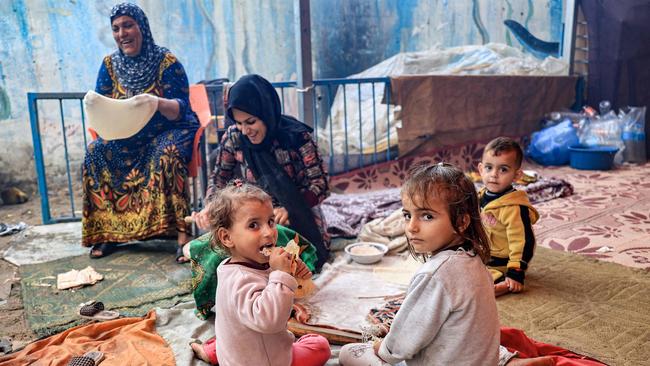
left=19, top=246, right=192, bottom=337
left=533, top=163, right=650, bottom=269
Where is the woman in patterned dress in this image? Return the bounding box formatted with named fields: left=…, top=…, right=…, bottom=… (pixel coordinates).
left=82, top=3, right=198, bottom=261
left=190, top=74, right=331, bottom=270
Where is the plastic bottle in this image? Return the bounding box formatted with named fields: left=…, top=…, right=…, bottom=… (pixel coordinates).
left=599, top=100, right=611, bottom=116
left=622, top=124, right=647, bottom=163
left=621, top=107, right=647, bottom=163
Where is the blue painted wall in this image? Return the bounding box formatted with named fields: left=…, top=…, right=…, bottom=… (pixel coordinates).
left=0, top=0, right=563, bottom=185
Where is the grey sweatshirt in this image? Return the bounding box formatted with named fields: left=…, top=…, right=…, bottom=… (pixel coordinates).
left=378, top=249, right=500, bottom=366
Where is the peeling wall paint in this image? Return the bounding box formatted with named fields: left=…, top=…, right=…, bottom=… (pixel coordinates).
left=0, top=87, right=10, bottom=120
left=0, top=0, right=563, bottom=187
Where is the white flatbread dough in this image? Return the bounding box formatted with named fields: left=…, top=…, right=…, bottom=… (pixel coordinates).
left=83, top=90, right=159, bottom=141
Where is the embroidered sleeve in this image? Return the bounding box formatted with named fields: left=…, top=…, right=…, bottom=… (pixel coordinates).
left=206, top=127, right=240, bottom=200
left=296, top=132, right=330, bottom=206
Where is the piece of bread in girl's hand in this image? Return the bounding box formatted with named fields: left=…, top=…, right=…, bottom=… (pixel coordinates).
left=283, top=239, right=300, bottom=257
left=259, top=240, right=299, bottom=258
left=283, top=239, right=317, bottom=299
left=257, top=238, right=317, bottom=298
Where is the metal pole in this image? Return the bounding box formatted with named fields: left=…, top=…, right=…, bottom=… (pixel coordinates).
left=562, top=0, right=578, bottom=75
left=294, top=0, right=314, bottom=126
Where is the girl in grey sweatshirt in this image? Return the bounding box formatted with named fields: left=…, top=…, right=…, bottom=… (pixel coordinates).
left=340, top=163, right=500, bottom=366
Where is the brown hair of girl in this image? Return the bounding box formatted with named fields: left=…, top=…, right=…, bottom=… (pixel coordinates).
left=206, top=181, right=272, bottom=252
left=401, top=162, right=491, bottom=263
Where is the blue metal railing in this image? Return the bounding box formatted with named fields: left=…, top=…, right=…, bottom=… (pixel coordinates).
left=272, top=77, right=395, bottom=174
left=28, top=77, right=396, bottom=224
left=28, top=92, right=87, bottom=224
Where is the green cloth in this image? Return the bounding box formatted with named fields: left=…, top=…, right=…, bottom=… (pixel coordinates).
left=189, top=224, right=318, bottom=319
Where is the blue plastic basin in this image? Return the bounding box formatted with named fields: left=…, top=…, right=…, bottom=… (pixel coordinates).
left=568, top=145, right=619, bottom=170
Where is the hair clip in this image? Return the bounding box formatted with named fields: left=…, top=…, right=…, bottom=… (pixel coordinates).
left=232, top=179, right=243, bottom=187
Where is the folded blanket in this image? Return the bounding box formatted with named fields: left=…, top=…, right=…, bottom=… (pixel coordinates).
left=324, top=177, right=573, bottom=239
left=357, top=209, right=408, bottom=253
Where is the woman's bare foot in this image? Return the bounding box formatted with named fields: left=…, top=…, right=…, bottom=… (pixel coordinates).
left=176, top=231, right=191, bottom=264
left=89, top=243, right=116, bottom=259
left=495, top=282, right=511, bottom=297
left=190, top=341, right=211, bottom=363
left=178, top=231, right=190, bottom=245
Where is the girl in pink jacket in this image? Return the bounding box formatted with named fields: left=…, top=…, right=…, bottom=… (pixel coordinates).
left=191, top=182, right=331, bottom=366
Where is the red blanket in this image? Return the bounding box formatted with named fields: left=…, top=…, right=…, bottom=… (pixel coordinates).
left=501, top=327, right=604, bottom=366
left=366, top=295, right=605, bottom=365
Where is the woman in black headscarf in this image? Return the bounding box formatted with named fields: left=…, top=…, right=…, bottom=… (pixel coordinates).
left=191, top=74, right=331, bottom=269
left=82, top=3, right=198, bottom=261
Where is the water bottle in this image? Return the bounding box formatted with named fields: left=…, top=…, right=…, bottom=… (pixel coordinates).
left=599, top=100, right=611, bottom=116
left=622, top=123, right=647, bottom=163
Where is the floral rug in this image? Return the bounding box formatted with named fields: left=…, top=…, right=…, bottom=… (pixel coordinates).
left=329, top=141, right=492, bottom=193
left=532, top=163, right=650, bottom=270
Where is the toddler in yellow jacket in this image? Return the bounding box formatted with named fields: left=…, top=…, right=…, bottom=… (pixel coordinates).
left=478, top=137, right=539, bottom=297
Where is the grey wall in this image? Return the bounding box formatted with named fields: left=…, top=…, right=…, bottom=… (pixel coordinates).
left=0, top=0, right=563, bottom=188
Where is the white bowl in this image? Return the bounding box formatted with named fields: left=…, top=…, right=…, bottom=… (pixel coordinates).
left=344, top=242, right=389, bottom=264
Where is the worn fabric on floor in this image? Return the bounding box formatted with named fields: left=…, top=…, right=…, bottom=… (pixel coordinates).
left=322, top=177, right=572, bottom=238
left=294, top=254, right=416, bottom=334
left=155, top=302, right=215, bottom=366
left=19, top=246, right=191, bottom=337
left=0, top=311, right=174, bottom=366
left=497, top=247, right=650, bottom=365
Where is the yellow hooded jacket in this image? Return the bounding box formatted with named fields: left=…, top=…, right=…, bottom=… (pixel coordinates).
left=479, top=188, right=539, bottom=283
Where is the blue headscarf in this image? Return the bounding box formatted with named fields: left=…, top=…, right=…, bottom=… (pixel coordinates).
left=109, top=3, right=169, bottom=95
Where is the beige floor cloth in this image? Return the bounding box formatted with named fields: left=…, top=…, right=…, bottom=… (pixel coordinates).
left=297, top=254, right=418, bottom=334
left=83, top=90, right=158, bottom=140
